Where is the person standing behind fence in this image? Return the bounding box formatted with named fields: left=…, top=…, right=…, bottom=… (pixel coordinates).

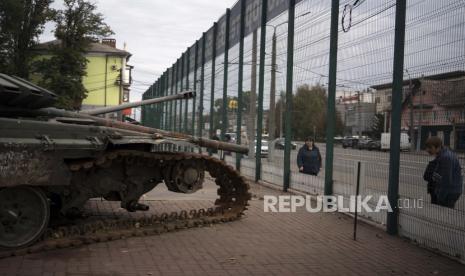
left=423, top=158, right=439, bottom=204
left=297, top=137, right=322, bottom=176
left=424, top=136, right=463, bottom=208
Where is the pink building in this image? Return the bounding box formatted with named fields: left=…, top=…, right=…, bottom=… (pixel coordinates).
left=372, top=71, right=465, bottom=151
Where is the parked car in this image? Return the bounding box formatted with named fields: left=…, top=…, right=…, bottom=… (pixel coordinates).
left=357, top=138, right=373, bottom=150
left=274, top=138, right=297, bottom=150
left=254, top=140, right=269, bottom=157
left=342, top=137, right=359, bottom=148
left=357, top=138, right=381, bottom=151
left=367, top=140, right=381, bottom=151
left=334, top=136, right=344, bottom=144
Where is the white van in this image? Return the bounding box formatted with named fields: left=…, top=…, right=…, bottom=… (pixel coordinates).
left=381, top=133, right=411, bottom=151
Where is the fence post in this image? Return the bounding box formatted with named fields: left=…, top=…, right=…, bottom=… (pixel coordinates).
left=180, top=53, right=184, bottom=132
left=163, top=69, right=170, bottom=130
left=185, top=49, right=190, bottom=134
left=236, top=0, right=246, bottom=171
left=170, top=67, right=174, bottom=131
left=157, top=78, right=161, bottom=128
left=209, top=23, right=218, bottom=156
left=155, top=79, right=159, bottom=128
left=387, top=0, right=407, bottom=236
left=255, top=0, right=267, bottom=182
left=143, top=89, right=147, bottom=125
left=141, top=93, right=145, bottom=125
left=149, top=83, right=153, bottom=127
left=162, top=72, right=166, bottom=130
left=150, top=84, right=154, bottom=127
left=324, top=0, right=340, bottom=196
left=158, top=79, right=161, bottom=128
left=199, top=33, right=206, bottom=152
left=283, top=0, right=296, bottom=192
left=174, top=60, right=178, bottom=132
left=157, top=74, right=163, bottom=129
left=192, top=41, right=199, bottom=137
left=221, top=9, right=231, bottom=142
left=164, top=73, right=167, bottom=130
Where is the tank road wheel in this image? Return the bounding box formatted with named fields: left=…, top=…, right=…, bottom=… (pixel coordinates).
left=0, top=187, right=50, bottom=249
left=168, top=160, right=205, bottom=194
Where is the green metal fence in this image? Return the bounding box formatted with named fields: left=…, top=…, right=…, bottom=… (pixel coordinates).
left=141, top=0, right=465, bottom=263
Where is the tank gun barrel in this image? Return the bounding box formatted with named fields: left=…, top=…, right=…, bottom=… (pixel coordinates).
left=2, top=106, right=249, bottom=154
left=81, top=91, right=195, bottom=116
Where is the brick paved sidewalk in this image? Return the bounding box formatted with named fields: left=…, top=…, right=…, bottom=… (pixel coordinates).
left=0, top=181, right=464, bottom=276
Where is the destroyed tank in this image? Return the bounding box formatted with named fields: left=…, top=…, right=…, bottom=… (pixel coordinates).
left=0, top=73, right=250, bottom=251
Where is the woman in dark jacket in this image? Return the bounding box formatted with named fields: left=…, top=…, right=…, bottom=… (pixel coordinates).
left=297, top=137, right=322, bottom=176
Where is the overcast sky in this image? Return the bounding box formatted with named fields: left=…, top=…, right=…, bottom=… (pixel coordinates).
left=39, top=0, right=464, bottom=106
left=39, top=0, right=238, bottom=101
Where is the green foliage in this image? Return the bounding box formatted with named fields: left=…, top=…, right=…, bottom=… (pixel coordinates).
left=33, top=0, right=113, bottom=110
left=370, top=113, right=385, bottom=139
left=209, top=92, right=255, bottom=132
left=212, top=97, right=231, bottom=131
left=206, top=85, right=344, bottom=140
left=291, top=84, right=344, bottom=140
left=241, top=90, right=254, bottom=113
left=0, top=0, right=54, bottom=78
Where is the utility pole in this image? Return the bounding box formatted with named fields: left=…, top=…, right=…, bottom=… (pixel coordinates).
left=247, top=30, right=258, bottom=159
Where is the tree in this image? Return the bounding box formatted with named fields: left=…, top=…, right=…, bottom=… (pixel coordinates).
left=33, top=0, right=113, bottom=110
left=291, top=84, right=344, bottom=141
left=370, top=113, right=385, bottom=139
left=208, top=92, right=255, bottom=133
left=241, top=91, right=253, bottom=114
left=0, top=0, right=54, bottom=78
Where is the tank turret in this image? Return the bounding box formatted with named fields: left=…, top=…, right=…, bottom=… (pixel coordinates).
left=0, top=73, right=57, bottom=109
left=0, top=73, right=246, bottom=154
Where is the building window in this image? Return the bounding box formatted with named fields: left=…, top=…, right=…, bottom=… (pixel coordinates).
left=387, top=95, right=392, bottom=102
left=433, top=111, right=437, bottom=121
left=375, top=97, right=380, bottom=104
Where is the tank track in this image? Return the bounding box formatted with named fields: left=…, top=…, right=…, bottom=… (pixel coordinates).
left=0, top=150, right=251, bottom=259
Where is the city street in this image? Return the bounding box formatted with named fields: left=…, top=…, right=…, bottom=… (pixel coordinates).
left=258, top=143, right=465, bottom=212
